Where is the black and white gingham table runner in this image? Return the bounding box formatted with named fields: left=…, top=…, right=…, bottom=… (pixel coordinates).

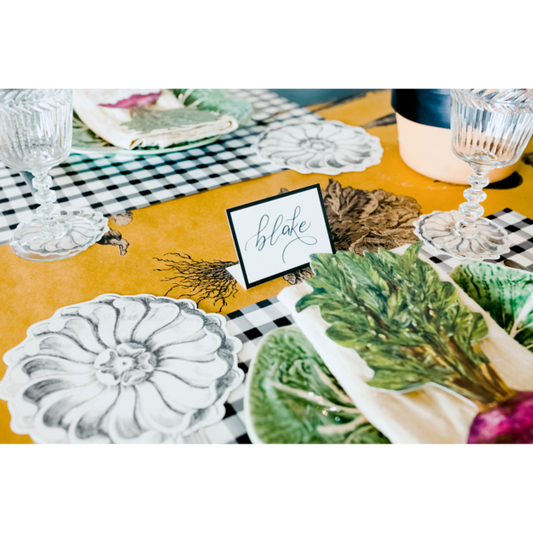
left=0, top=89, right=321, bottom=246
left=209, top=209, right=533, bottom=444
left=420, top=208, right=533, bottom=271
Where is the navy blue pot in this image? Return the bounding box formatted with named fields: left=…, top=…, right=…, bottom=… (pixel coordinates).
left=390, top=89, right=517, bottom=183
left=391, top=89, right=451, bottom=129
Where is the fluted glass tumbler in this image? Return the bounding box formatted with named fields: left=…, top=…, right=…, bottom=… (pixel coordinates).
left=414, top=89, right=533, bottom=260
left=0, top=89, right=107, bottom=261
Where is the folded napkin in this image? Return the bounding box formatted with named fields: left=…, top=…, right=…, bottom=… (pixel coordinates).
left=278, top=247, right=533, bottom=444
left=73, top=89, right=238, bottom=150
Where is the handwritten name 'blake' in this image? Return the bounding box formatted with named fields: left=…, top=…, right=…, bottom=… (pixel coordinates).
left=245, top=206, right=318, bottom=263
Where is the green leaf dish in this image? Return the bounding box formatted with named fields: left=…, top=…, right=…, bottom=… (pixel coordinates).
left=214, top=99, right=253, bottom=126
left=177, top=89, right=226, bottom=108
left=451, top=262, right=533, bottom=353
left=245, top=326, right=391, bottom=444
left=295, top=241, right=515, bottom=407
left=172, top=89, right=253, bottom=126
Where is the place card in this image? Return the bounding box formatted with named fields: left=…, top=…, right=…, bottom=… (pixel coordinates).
left=226, top=184, right=335, bottom=289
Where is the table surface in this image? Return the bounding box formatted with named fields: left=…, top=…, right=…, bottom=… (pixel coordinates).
left=1, top=89, right=533, bottom=443
left=273, top=89, right=371, bottom=107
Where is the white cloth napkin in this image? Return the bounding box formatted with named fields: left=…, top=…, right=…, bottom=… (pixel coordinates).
left=73, top=89, right=238, bottom=150
left=278, top=248, right=533, bottom=443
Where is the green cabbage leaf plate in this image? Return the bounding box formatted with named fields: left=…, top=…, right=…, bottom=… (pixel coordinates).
left=245, top=326, right=390, bottom=444
left=451, top=262, right=533, bottom=353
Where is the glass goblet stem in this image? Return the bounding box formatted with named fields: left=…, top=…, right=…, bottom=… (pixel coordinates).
left=454, top=162, right=491, bottom=239
left=31, top=170, right=64, bottom=240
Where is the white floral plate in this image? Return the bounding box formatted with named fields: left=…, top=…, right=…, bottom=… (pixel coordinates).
left=72, top=113, right=221, bottom=157
left=252, top=120, right=383, bottom=175
left=0, top=294, right=243, bottom=443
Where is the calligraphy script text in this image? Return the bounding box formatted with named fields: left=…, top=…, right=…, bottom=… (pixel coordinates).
left=245, top=206, right=318, bottom=263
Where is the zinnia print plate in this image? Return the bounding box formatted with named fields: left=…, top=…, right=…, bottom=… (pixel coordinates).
left=0, top=294, right=244, bottom=443
left=252, top=120, right=383, bottom=175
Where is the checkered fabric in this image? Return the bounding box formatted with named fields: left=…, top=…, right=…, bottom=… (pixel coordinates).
left=211, top=208, right=533, bottom=444
left=202, top=295, right=295, bottom=444
left=0, top=89, right=321, bottom=246
left=420, top=208, right=533, bottom=273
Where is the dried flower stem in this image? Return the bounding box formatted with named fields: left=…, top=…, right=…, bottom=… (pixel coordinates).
left=154, top=253, right=238, bottom=312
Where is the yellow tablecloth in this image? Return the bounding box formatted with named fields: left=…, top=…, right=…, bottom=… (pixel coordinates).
left=1, top=89, right=532, bottom=443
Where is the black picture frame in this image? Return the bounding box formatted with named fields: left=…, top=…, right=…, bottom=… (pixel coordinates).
left=226, top=184, right=336, bottom=289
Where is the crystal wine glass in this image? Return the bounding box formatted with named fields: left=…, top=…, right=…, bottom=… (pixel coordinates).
left=0, top=89, right=108, bottom=261
left=414, top=89, right=533, bottom=260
